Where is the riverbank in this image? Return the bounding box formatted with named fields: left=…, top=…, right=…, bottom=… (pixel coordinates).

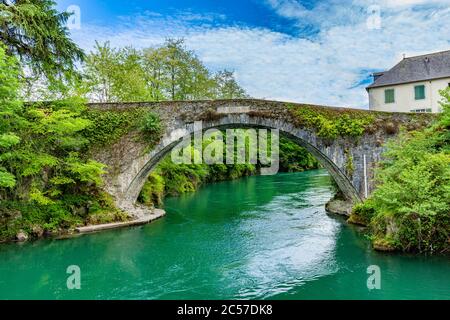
left=75, top=208, right=165, bottom=234
left=345, top=91, right=450, bottom=255
left=2, top=206, right=166, bottom=243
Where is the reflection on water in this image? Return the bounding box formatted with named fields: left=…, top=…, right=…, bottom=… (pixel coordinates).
left=0, top=170, right=448, bottom=300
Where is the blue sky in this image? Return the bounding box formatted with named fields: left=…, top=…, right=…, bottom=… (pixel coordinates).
left=56, top=0, right=450, bottom=108
left=56, top=0, right=304, bottom=35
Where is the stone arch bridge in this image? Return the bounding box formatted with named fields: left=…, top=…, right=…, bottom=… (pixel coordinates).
left=89, top=99, right=432, bottom=215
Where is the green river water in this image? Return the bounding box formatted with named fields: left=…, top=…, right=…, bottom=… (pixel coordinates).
left=0, top=170, right=448, bottom=299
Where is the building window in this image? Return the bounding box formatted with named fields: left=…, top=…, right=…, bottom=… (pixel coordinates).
left=414, top=85, right=425, bottom=100
left=385, top=89, right=395, bottom=104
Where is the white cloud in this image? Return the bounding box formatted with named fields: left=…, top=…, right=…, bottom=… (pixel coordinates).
left=69, top=3, right=450, bottom=108
left=376, top=0, right=450, bottom=8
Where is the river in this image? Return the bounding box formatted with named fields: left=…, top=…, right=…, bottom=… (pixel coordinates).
left=0, top=170, right=448, bottom=299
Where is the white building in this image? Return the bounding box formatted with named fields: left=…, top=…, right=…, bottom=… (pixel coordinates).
left=367, top=50, right=450, bottom=113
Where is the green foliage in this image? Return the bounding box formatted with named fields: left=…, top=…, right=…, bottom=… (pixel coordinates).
left=83, top=42, right=154, bottom=102
left=278, top=138, right=319, bottom=172
left=84, top=39, right=249, bottom=102
left=436, top=88, right=450, bottom=153
left=353, top=88, right=450, bottom=254
left=138, top=172, right=165, bottom=207
left=0, top=44, right=21, bottom=101
left=288, top=104, right=375, bottom=138
left=0, top=133, right=21, bottom=187
left=85, top=192, right=129, bottom=225
left=0, top=168, right=15, bottom=188
left=373, top=133, right=450, bottom=217
left=82, top=108, right=163, bottom=148
left=82, top=108, right=140, bottom=147
left=0, top=191, right=126, bottom=240
left=336, top=115, right=369, bottom=136
left=144, top=38, right=215, bottom=100
left=0, top=0, right=84, bottom=82
left=0, top=96, right=109, bottom=203
left=0, top=45, right=126, bottom=241
left=383, top=213, right=449, bottom=253
left=212, top=70, right=249, bottom=99
left=0, top=46, right=21, bottom=188
left=0, top=133, right=20, bottom=148
left=157, top=158, right=210, bottom=196
left=344, top=150, right=354, bottom=177
left=65, top=154, right=105, bottom=185
left=139, top=112, right=163, bottom=144
left=351, top=199, right=376, bottom=225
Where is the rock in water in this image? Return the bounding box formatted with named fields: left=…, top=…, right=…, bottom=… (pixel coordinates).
left=16, top=230, right=28, bottom=242
left=31, top=225, right=44, bottom=238
left=325, top=198, right=353, bottom=216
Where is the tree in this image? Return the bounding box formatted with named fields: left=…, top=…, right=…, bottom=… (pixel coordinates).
left=164, top=39, right=186, bottom=100
left=83, top=41, right=117, bottom=102
left=112, top=47, right=153, bottom=102
left=83, top=39, right=249, bottom=102
left=142, top=39, right=249, bottom=101
left=0, top=0, right=84, bottom=82
left=213, top=70, right=248, bottom=99
left=83, top=42, right=154, bottom=102
left=141, top=47, right=168, bottom=101
left=0, top=43, right=105, bottom=205
left=142, top=39, right=215, bottom=100
left=0, top=45, right=21, bottom=188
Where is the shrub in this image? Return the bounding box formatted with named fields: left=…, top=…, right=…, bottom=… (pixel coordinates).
left=350, top=199, right=376, bottom=225
left=140, top=112, right=161, bottom=134
left=138, top=111, right=163, bottom=146
left=138, top=172, right=165, bottom=207
left=288, top=104, right=375, bottom=138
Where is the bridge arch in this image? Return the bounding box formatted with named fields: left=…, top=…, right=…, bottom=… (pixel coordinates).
left=121, top=116, right=361, bottom=209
